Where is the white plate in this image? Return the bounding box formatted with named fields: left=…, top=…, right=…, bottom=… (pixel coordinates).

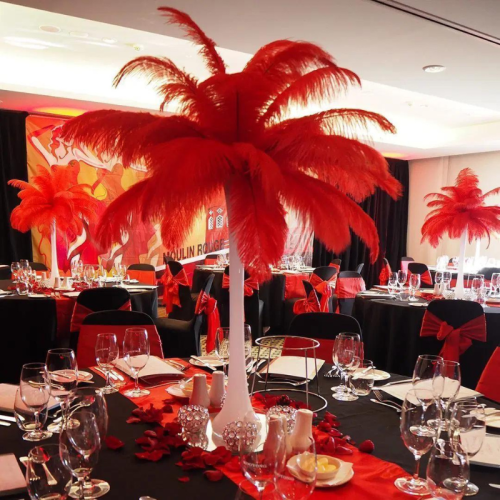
left=286, top=455, right=354, bottom=488
left=27, top=294, right=48, bottom=298
left=371, top=369, right=391, bottom=381
left=189, top=356, right=224, bottom=368
left=485, top=408, right=500, bottom=429
left=78, top=371, right=93, bottom=382
left=166, top=384, right=190, bottom=399
left=408, top=302, right=428, bottom=307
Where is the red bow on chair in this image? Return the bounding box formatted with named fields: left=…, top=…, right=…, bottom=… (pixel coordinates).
left=379, top=263, right=391, bottom=285
left=408, top=270, right=433, bottom=286
left=309, top=273, right=336, bottom=312
left=222, top=274, right=259, bottom=297
left=161, top=267, right=189, bottom=314
left=195, top=291, right=221, bottom=354
left=293, top=290, right=321, bottom=315
left=420, top=311, right=486, bottom=362
left=70, top=300, right=132, bottom=333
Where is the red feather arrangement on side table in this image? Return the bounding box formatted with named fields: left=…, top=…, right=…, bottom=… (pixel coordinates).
left=421, top=168, right=500, bottom=297
left=9, top=165, right=98, bottom=285
left=59, top=6, right=400, bottom=435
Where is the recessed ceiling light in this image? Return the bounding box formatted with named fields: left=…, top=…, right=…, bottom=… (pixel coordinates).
left=423, top=65, right=446, bottom=73
left=69, top=31, right=88, bottom=38
left=39, top=25, right=60, bottom=33
left=102, top=37, right=116, bottom=44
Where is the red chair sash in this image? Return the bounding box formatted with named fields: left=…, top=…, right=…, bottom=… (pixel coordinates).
left=476, top=347, right=500, bottom=403
left=293, top=290, right=321, bottom=315
left=336, top=277, right=366, bottom=299
left=161, top=267, right=190, bottom=314
left=222, top=274, right=259, bottom=297
left=195, top=291, right=221, bottom=354
left=128, top=269, right=156, bottom=286
left=205, top=258, right=218, bottom=265
left=329, top=263, right=340, bottom=273
left=420, top=310, right=486, bottom=362
left=379, top=263, right=392, bottom=286
left=70, top=300, right=132, bottom=333
left=77, top=324, right=164, bottom=369
left=284, top=273, right=310, bottom=299
left=309, top=273, right=336, bottom=312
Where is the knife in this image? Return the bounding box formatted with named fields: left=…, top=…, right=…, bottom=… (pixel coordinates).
left=378, top=379, right=412, bottom=387
left=490, top=484, right=500, bottom=489
left=190, top=356, right=217, bottom=371
left=0, top=414, right=16, bottom=423
left=0, top=420, right=11, bottom=427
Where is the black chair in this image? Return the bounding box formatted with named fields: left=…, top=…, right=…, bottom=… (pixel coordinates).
left=330, top=258, right=342, bottom=269
left=127, top=263, right=156, bottom=286
left=163, top=254, right=174, bottom=265
left=155, top=274, right=215, bottom=357
left=336, top=271, right=365, bottom=316
left=355, top=263, right=364, bottom=275
left=205, top=254, right=219, bottom=264
left=219, top=266, right=263, bottom=341
left=128, top=263, right=155, bottom=272
left=421, top=300, right=486, bottom=388
left=30, top=262, right=48, bottom=271
left=477, top=267, right=500, bottom=281
left=408, top=262, right=433, bottom=289
left=166, top=260, right=195, bottom=321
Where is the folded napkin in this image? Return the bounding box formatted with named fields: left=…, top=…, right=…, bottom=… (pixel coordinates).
left=260, top=356, right=324, bottom=381
left=0, top=454, right=26, bottom=497
left=0, top=384, right=59, bottom=413
left=115, top=355, right=184, bottom=380
left=0, top=290, right=11, bottom=296
left=381, top=381, right=481, bottom=401
left=470, top=435, right=500, bottom=468
left=63, top=291, right=81, bottom=298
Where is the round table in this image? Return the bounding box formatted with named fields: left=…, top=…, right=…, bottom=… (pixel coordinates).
left=353, top=295, right=500, bottom=388
left=1, top=363, right=498, bottom=499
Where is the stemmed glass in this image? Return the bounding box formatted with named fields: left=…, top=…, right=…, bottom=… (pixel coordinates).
left=65, top=388, right=110, bottom=498
left=434, top=360, right=461, bottom=423
left=11, top=261, right=20, bottom=281
left=332, top=332, right=361, bottom=401
left=60, top=411, right=101, bottom=500
left=95, top=333, right=119, bottom=394
left=214, top=327, right=230, bottom=375
left=83, top=265, right=95, bottom=286
left=20, top=259, right=30, bottom=270
left=388, top=272, right=398, bottom=296
left=490, top=273, right=500, bottom=297
left=450, top=401, right=486, bottom=496
left=19, top=363, right=52, bottom=441
left=471, top=278, right=483, bottom=301
left=397, top=270, right=407, bottom=290
left=26, top=444, right=73, bottom=500
left=274, top=436, right=317, bottom=500
left=46, top=348, right=79, bottom=433
left=123, top=328, right=150, bottom=398
left=395, top=388, right=441, bottom=496
left=409, top=273, right=421, bottom=301
left=14, top=388, right=51, bottom=441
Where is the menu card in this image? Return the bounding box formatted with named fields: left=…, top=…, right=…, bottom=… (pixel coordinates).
left=259, top=356, right=324, bottom=381
left=0, top=454, right=26, bottom=497
left=0, top=384, right=59, bottom=413
left=115, top=356, right=184, bottom=379
left=380, top=381, right=481, bottom=401
left=470, top=435, right=500, bottom=468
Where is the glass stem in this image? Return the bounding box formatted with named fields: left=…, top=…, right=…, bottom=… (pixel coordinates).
left=78, top=478, right=85, bottom=499
left=105, top=370, right=111, bottom=388
left=134, top=372, right=140, bottom=393
left=413, top=456, right=421, bottom=482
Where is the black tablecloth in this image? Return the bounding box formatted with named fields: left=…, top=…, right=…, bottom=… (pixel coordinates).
left=1, top=366, right=499, bottom=499
left=353, top=295, right=500, bottom=388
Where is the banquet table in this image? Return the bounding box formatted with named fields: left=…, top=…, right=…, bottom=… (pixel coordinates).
left=1, top=363, right=499, bottom=500
left=353, top=294, right=500, bottom=388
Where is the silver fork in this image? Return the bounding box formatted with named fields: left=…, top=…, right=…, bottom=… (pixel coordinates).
left=258, top=379, right=306, bottom=387
left=373, top=389, right=402, bottom=409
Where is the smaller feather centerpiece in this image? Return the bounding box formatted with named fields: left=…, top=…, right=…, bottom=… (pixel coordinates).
left=421, top=168, right=500, bottom=298
left=9, top=165, right=98, bottom=286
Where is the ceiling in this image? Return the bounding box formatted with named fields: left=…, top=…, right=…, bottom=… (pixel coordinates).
left=1, top=0, right=500, bottom=160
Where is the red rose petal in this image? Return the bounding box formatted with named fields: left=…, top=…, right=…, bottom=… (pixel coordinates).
left=178, top=476, right=190, bottom=483
left=204, top=470, right=224, bottom=482
left=135, top=450, right=165, bottom=462
left=126, top=416, right=142, bottom=424
left=359, top=440, right=375, bottom=453
left=105, top=436, right=124, bottom=450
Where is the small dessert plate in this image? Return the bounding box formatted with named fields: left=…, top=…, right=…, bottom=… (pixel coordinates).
left=166, top=384, right=190, bottom=399
left=78, top=371, right=93, bottom=382
left=189, top=356, right=224, bottom=368
left=484, top=408, right=500, bottom=429
left=286, top=455, right=354, bottom=488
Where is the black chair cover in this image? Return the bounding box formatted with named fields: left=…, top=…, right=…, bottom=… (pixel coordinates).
left=30, top=262, right=48, bottom=271
left=408, top=262, right=433, bottom=289
left=127, top=263, right=155, bottom=272
left=82, top=310, right=155, bottom=326
left=477, top=267, right=500, bottom=280
left=166, top=261, right=195, bottom=321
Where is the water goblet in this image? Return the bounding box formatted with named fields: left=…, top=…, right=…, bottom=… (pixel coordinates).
left=397, top=270, right=407, bottom=289
left=14, top=388, right=51, bottom=441
left=123, top=328, right=150, bottom=398
left=409, top=273, right=421, bottom=301
left=95, top=333, right=119, bottom=394
left=332, top=332, right=361, bottom=401
left=350, top=359, right=374, bottom=397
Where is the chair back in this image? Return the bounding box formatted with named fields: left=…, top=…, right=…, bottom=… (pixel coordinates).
left=127, top=263, right=156, bottom=286
left=77, top=310, right=163, bottom=369
left=476, top=347, right=500, bottom=403
left=407, top=262, right=433, bottom=288
left=400, top=257, right=414, bottom=273
left=355, top=263, right=364, bottom=275
left=477, top=267, right=500, bottom=281
left=329, top=258, right=342, bottom=273
left=165, top=260, right=193, bottom=320
left=286, top=312, right=362, bottom=361
left=336, top=271, right=366, bottom=316
left=30, top=262, right=48, bottom=271
left=192, top=273, right=216, bottom=353
left=313, top=266, right=337, bottom=281
left=0, top=266, right=11, bottom=280
left=309, top=267, right=337, bottom=312
left=379, top=258, right=392, bottom=285
left=163, top=254, right=174, bottom=265
left=205, top=254, right=219, bottom=265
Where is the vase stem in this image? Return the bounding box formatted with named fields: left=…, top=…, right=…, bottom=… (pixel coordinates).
left=455, top=228, right=467, bottom=299
left=49, top=221, right=60, bottom=287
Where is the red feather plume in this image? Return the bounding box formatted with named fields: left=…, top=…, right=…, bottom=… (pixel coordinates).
left=421, top=168, right=500, bottom=248
left=60, top=6, right=401, bottom=280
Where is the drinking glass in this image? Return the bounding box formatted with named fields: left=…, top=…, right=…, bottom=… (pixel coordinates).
left=14, top=388, right=51, bottom=441
left=450, top=401, right=486, bottom=496
left=413, top=355, right=444, bottom=394
left=83, top=265, right=95, bottom=285
left=26, top=444, right=72, bottom=500
left=491, top=273, right=500, bottom=297
left=350, top=359, right=374, bottom=396
left=97, top=265, right=107, bottom=286
left=214, top=327, right=230, bottom=374
left=123, top=328, right=150, bottom=398
left=426, top=437, right=469, bottom=499
left=274, top=436, right=316, bottom=500
left=65, top=388, right=110, bottom=498
left=409, top=273, right=421, bottom=301
left=16, top=280, right=29, bottom=295
left=20, top=259, right=30, bottom=270
left=388, top=272, right=398, bottom=296
left=118, top=264, right=127, bottom=285
left=434, top=360, right=461, bottom=422
left=95, top=334, right=119, bottom=394
left=395, top=389, right=441, bottom=496
left=471, top=278, right=483, bottom=300
left=46, top=348, right=78, bottom=433
left=11, top=261, right=20, bottom=280
left=332, top=332, right=361, bottom=401
left=19, top=363, right=52, bottom=441
left=435, top=272, right=443, bottom=285
left=60, top=411, right=101, bottom=500
left=397, top=270, right=407, bottom=289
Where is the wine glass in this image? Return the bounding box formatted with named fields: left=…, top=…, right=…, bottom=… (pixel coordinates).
left=83, top=265, right=95, bottom=286
left=388, top=272, right=398, bottom=296
left=65, top=388, right=110, bottom=498
left=60, top=411, right=101, bottom=500
left=450, top=401, right=486, bottom=496
left=20, top=259, right=29, bottom=270
left=413, top=355, right=444, bottom=393
left=46, top=348, right=78, bottom=434
left=409, top=273, right=421, bottom=301
left=434, top=360, right=461, bottom=422
left=491, top=273, right=500, bottom=297
left=26, top=444, right=73, bottom=500
left=19, top=363, right=52, bottom=441
left=332, top=332, right=361, bottom=401
left=95, top=334, right=119, bottom=394
left=274, top=436, right=316, bottom=500
left=397, top=270, right=407, bottom=289
left=395, top=388, right=441, bottom=496
left=215, top=327, right=230, bottom=376
left=471, top=278, right=483, bottom=300
left=14, top=388, right=51, bottom=441
left=435, top=272, right=443, bottom=285
left=11, top=261, right=20, bottom=281
left=123, top=328, right=150, bottom=398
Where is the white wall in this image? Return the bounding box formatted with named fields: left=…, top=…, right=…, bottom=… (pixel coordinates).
left=408, top=151, right=500, bottom=265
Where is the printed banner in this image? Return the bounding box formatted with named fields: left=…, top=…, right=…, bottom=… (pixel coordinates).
left=25, top=114, right=311, bottom=271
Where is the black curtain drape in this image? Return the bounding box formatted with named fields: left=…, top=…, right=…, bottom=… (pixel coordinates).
left=0, top=110, right=32, bottom=264
left=313, top=158, right=409, bottom=288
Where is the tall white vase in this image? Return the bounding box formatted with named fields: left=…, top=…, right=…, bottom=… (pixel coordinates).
left=455, top=228, right=467, bottom=299
left=211, top=230, right=258, bottom=437
left=48, top=221, right=60, bottom=287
